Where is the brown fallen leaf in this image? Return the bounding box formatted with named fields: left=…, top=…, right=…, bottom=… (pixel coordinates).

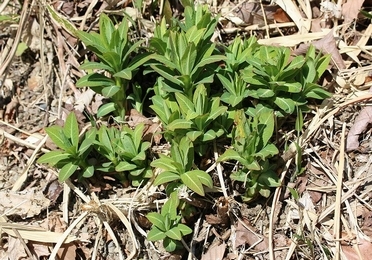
left=342, top=0, right=365, bottom=23
left=4, top=96, right=19, bottom=122
left=201, top=242, right=226, bottom=260
left=346, top=105, right=372, bottom=151
left=342, top=236, right=372, bottom=260
left=0, top=188, right=50, bottom=219
left=235, top=219, right=269, bottom=250
left=274, top=7, right=292, bottom=23
left=293, top=30, right=345, bottom=70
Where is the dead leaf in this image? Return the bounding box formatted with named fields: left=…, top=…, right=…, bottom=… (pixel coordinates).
left=294, top=30, right=346, bottom=70
left=201, top=242, right=226, bottom=260
left=235, top=219, right=268, bottom=250
left=28, top=242, right=51, bottom=258
left=4, top=96, right=19, bottom=122
left=274, top=8, right=292, bottom=23
left=58, top=242, right=77, bottom=260
left=342, top=237, right=372, bottom=260
left=6, top=236, right=27, bottom=260
left=342, top=0, right=365, bottom=23
left=128, top=109, right=152, bottom=127
left=0, top=188, right=50, bottom=218
left=346, top=106, right=372, bottom=151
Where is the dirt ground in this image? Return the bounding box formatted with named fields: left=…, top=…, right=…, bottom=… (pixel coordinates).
left=1, top=0, right=372, bottom=259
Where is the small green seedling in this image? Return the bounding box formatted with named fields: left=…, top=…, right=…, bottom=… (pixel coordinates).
left=151, top=137, right=213, bottom=196
left=147, top=191, right=192, bottom=252
left=218, top=109, right=279, bottom=201
left=37, top=112, right=96, bottom=181
left=76, top=14, right=150, bottom=121
left=94, top=123, right=152, bottom=186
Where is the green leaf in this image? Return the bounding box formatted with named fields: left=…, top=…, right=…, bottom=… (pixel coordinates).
left=76, top=73, right=115, bottom=87
left=45, top=126, right=70, bottom=151
left=97, top=102, right=116, bottom=117
left=274, top=97, right=296, bottom=114
left=102, top=51, right=121, bottom=72
left=218, top=149, right=245, bottom=163
left=192, top=170, right=213, bottom=188
left=82, top=165, right=94, bottom=178
left=315, top=55, right=330, bottom=77
left=164, top=237, right=178, bottom=252
left=99, top=14, right=115, bottom=45
left=147, top=226, right=167, bottom=241
left=295, top=106, right=303, bottom=134
left=59, top=162, right=78, bottom=181
left=167, top=119, right=193, bottom=131
left=151, top=65, right=183, bottom=87
left=78, top=138, right=93, bottom=155
left=79, top=61, right=114, bottom=73
left=154, top=171, right=180, bottom=186
left=37, top=151, right=70, bottom=165
left=161, top=192, right=179, bottom=219
left=258, top=111, right=274, bottom=147
left=132, top=124, right=144, bottom=152
left=178, top=223, right=192, bottom=236
left=255, top=88, right=275, bottom=98
left=180, top=43, right=197, bottom=75
left=202, top=129, right=217, bottom=142
left=64, top=112, right=79, bottom=148
left=114, top=68, right=132, bottom=80
left=181, top=171, right=205, bottom=196
left=255, top=144, right=279, bottom=159
left=85, top=127, right=97, bottom=141
left=76, top=31, right=106, bottom=54
left=175, top=92, right=194, bottom=115
left=186, top=131, right=202, bottom=141
left=102, top=85, right=120, bottom=98
left=246, top=160, right=261, bottom=171
left=98, top=125, right=113, bottom=152
left=147, top=212, right=166, bottom=230
left=166, top=227, right=182, bottom=240
left=283, top=55, right=305, bottom=72
left=115, top=161, right=137, bottom=171
left=207, top=106, right=227, bottom=122
left=192, top=55, right=226, bottom=74
left=16, top=42, right=28, bottom=56
left=151, top=155, right=178, bottom=172
left=258, top=170, right=280, bottom=187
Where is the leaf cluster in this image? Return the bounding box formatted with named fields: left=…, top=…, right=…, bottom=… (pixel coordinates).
left=38, top=113, right=151, bottom=185
left=147, top=192, right=192, bottom=252
left=218, top=109, right=280, bottom=201
left=151, top=137, right=213, bottom=196
left=76, top=14, right=150, bottom=120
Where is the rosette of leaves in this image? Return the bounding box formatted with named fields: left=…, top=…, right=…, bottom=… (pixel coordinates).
left=76, top=14, right=150, bottom=121
left=217, top=109, right=279, bottom=201
left=94, top=123, right=152, bottom=186
left=241, top=45, right=331, bottom=117
left=151, top=137, right=213, bottom=196
left=147, top=192, right=192, bottom=252
left=37, top=112, right=96, bottom=181
left=151, top=84, right=227, bottom=149
left=149, top=6, right=225, bottom=99
left=216, top=37, right=260, bottom=108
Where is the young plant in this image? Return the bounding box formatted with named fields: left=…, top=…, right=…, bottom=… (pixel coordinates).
left=151, top=84, right=227, bottom=148
left=94, top=123, right=152, bottom=186
left=149, top=6, right=225, bottom=99
left=76, top=14, right=150, bottom=121
left=151, top=137, right=213, bottom=196
left=241, top=45, right=331, bottom=116
left=37, top=112, right=96, bottom=181
left=217, top=109, right=279, bottom=201
left=147, top=191, right=192, bottom=252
